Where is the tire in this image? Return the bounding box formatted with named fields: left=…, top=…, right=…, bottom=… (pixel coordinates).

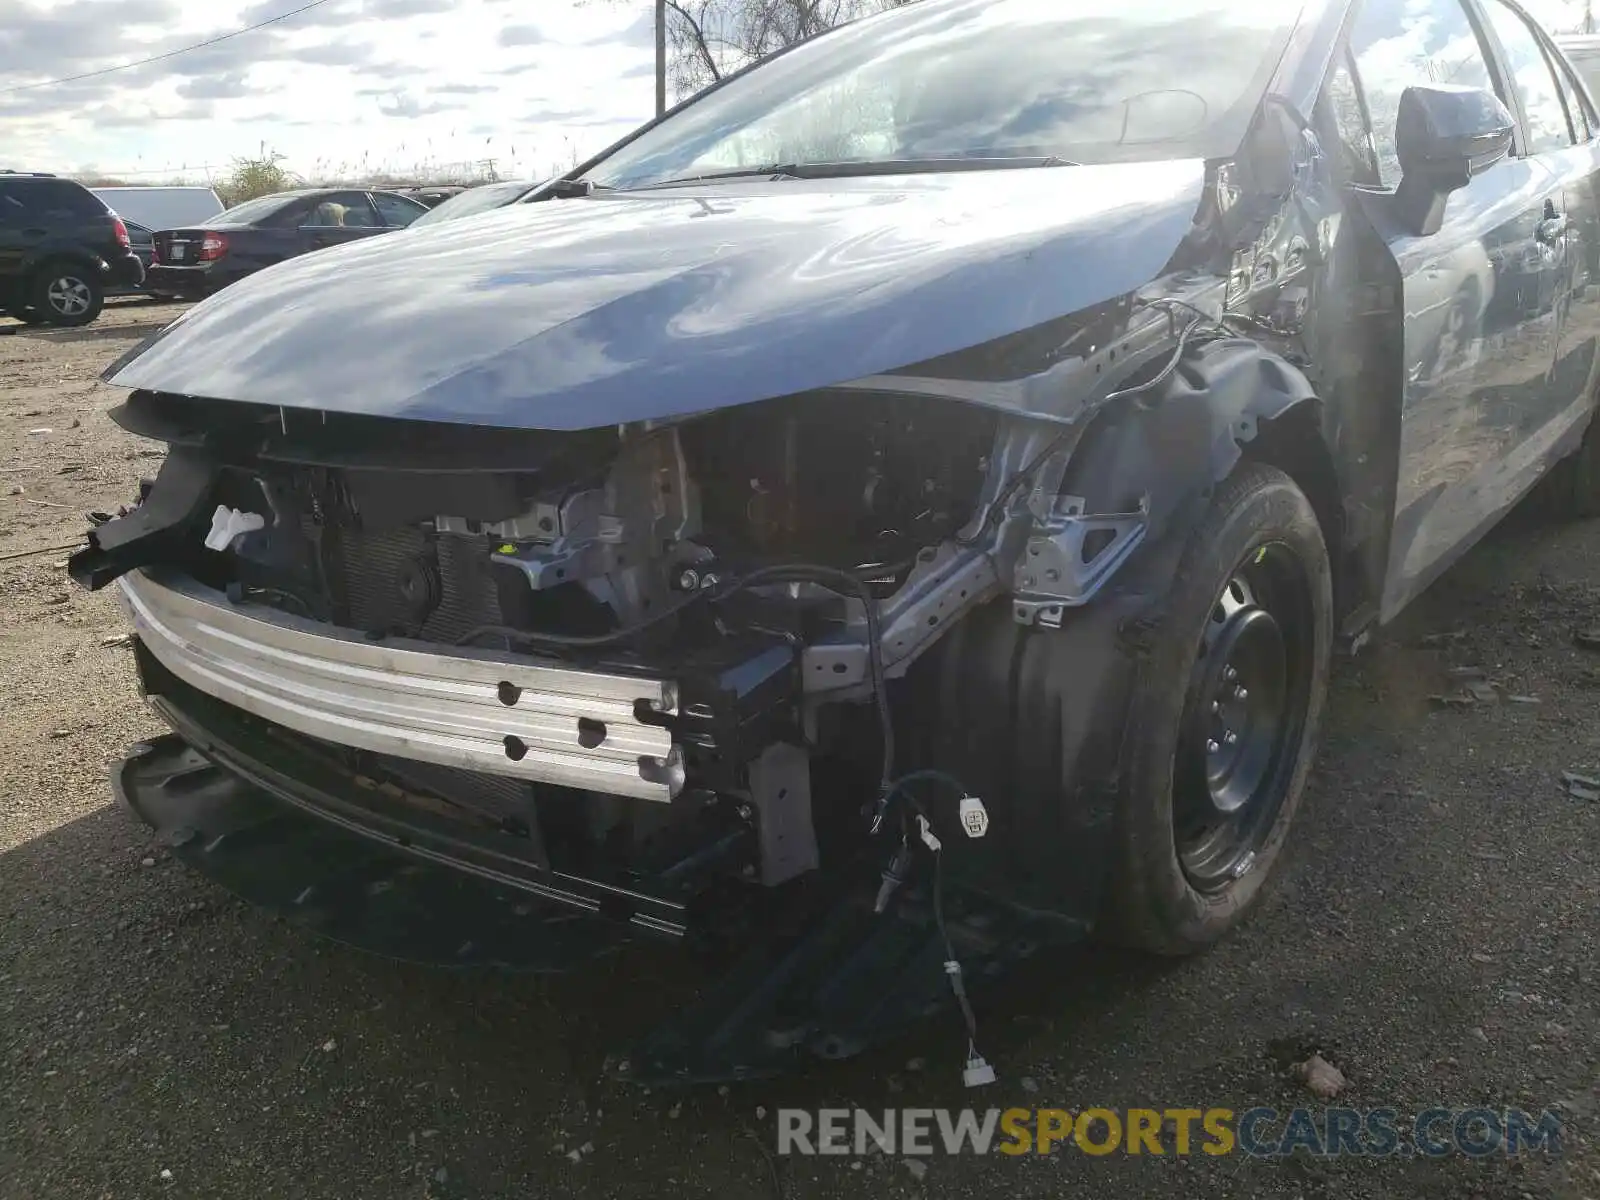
left=1534, top=410, right=1600, bottom=520
left=30, top=262, right=103, bottom=327
left=1100, top=461, right=1333, bottom=955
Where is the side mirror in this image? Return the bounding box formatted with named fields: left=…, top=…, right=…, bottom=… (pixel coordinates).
left=1394, top=84, right=1515, bottom=236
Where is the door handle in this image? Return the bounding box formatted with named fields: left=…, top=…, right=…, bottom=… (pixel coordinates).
left=1538, top=213, right=1568, bottom=245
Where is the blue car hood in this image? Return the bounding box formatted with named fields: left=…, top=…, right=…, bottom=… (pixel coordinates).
left=106, top=162, right=1207, bottom=430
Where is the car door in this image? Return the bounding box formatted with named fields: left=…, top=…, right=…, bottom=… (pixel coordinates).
left=1472, top=0, right=1600, bottom=448
left=1484, top=2, right=1600, bottom=437
left=1344, top=0, right=1571, bottom=618
left=297, top=191, right=383, bottom=255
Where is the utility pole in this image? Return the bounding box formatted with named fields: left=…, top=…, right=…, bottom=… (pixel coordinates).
left=655, top=0, right=667, bottom=116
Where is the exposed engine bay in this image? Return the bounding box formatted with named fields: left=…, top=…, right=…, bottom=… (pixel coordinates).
left=84, top=359, right=1147, bottom=916
left=230, top=389, right=998, bottom=647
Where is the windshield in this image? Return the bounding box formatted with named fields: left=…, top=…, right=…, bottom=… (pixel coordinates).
left=205, top=193, right=299, bottom=226
left=585, top=0, right=1297, bottom=190
left=412, top=181, right=535, bottom=227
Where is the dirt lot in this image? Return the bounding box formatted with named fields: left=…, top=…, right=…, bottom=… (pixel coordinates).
left=2, top=299, right=1599, bottom=1200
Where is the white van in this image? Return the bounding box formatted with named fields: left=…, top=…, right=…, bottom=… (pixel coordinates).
left=89, top=186, right=224, bottom=233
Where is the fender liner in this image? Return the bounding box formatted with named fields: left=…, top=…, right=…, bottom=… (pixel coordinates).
left=910, top=337, right=1325, bottom=923
left=1060, top=336, right=1321, bottom=540
left=911, top=523, right=1189, bottom=922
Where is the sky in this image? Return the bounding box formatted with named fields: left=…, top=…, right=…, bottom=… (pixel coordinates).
left=0, top=0, right=661, bottom=182
left=0, top=0, right=1592, bottom=185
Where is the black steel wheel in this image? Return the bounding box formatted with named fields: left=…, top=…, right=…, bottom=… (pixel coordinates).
left=1101, top=461, right=1332, bottom=956
left=1173, top=545, right=1317, bottom=893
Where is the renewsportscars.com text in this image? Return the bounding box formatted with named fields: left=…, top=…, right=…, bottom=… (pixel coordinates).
left=776, top=1107, right=1563, bottom=1158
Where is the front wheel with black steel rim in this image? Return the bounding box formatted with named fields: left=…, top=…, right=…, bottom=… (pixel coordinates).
left=1101, top=461, right=1332, bottom=955
left=31, top=264, right=103, bottom=327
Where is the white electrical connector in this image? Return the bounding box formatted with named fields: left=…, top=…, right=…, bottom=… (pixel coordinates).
left=916, top=814, right=942, bottom=852
left=963, top=1053, right=997, bottom=1088
left=958, top=795, right=990, bottom=839
left=203, top=505, right=266, bottom=552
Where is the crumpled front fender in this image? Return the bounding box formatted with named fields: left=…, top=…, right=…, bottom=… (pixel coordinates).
left=1059, top=337, right=1321, bottom=539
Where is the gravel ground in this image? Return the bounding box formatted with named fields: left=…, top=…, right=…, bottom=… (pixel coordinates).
left=1, top=300, right=1598, bottom=1199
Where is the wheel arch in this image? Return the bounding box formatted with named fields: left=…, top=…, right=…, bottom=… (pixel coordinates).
left=1241, top=400, right=1348, bottom=617
left=905, top=337, right=1346, bottom=926
left=1056, top=336, right=1357, bottom=623
left=23, top=247, right=104, bottom=283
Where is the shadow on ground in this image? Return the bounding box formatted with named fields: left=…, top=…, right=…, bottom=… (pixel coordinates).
left=11, top=320, right=171, bottom=345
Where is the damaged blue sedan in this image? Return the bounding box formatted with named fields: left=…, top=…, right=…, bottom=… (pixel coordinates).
left=73, top=0, right=1600, bottom=1081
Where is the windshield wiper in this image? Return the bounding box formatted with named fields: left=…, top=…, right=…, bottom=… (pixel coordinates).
left=621, top=156, right=1075, bottom=192
left=792, top=156, right=1076, bottom=176
left=622, top=165, right=804, bottom=192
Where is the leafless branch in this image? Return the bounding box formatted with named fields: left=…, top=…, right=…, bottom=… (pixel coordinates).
left=592, top=0, right=920, bottom=102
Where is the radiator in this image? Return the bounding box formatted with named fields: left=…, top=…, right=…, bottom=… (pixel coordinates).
left=313, top=523, right=504, bottom=645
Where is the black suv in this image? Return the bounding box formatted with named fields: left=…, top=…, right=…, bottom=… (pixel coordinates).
left=0, top=172, right=145, bottom=327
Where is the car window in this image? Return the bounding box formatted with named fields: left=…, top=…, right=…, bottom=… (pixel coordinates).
left=371, top=192, right=426, bottom=227
left=261, top=200, right=311, bottom=228
left=1480, top=0, right=1573, bottom=153
left=1574, top=62, right=1599, bottom=136
left=1566, top=48, right=1600, bottom=118
left=0, top=182, right=26, bottom=221
left=1552, top=51, right=1595, bottom=140
left=0, top=178, right=106, bottom=218
left=1350, top=0, right=1497, bottom=187
left=1551, top=53, right=1588, bottom=141
left=1561, top=53, right=1600, bottom=136
left=1348, top=0, right=1498, bottom=188
left=584, top=0, right=1298, bottom=185
left=1317, top=50, right=1382, bottom=186
left=34, top=179, right=106, bottom=217
left=304, top=192, right=379, bottom=228
left=206, top=194, right=299, bottom=227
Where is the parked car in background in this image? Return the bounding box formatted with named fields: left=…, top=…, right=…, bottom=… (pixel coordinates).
left=0, top=171, right=143, bottom=326
left=114, top=219, right=157, bottom=297
left=90, top=185, right=223, bottom=233
left=408, top=179, right=543, bottom=228
left=396, top=185, right=467, bottom=209
left=144, top=187, right=428, bottom=298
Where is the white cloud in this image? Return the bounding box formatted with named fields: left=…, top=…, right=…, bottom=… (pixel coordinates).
left=0, top=0, right=657, bottom=182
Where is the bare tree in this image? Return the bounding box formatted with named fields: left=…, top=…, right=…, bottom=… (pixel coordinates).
left=585, top=0, right=917, bottom=102
left=677, top=0, right=919, bottom=92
